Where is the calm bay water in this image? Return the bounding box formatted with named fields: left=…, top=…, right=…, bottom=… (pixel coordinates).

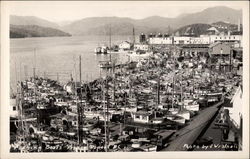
left=10, top=35, right=133, bottom=91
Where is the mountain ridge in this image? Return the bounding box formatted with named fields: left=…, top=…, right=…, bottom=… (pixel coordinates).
left=10, top=6, right=242, bottom=36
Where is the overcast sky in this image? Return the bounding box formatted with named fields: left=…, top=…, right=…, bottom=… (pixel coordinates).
left=6, top=1, right=244, bottom=22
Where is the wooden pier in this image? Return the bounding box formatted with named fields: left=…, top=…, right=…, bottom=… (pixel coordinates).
left=162, top=100, right=224, bottom=151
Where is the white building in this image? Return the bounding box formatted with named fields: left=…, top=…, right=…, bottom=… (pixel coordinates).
left=173, top=36, right=192, bottom=44
left=119, top=41, right=131, bottom=50
left=148, top=37, right=172, bottom=45
left=148, top=35, right=242, bottom=46
left=191, top=36, right=210, bottom=44
left=209, top=35, right=242, bottom=46
left=10, top=99, right=18, bottom=118
left=134, top=44, right=149, bottom=51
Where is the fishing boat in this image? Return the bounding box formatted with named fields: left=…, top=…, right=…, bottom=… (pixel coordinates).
left=166, top=115, right=185, bottom=124
left=95, top=46, right=108, bottom=54
left=99, top=61, right=113, bottom=69
left=125, top=61, right=138, bottom=70
left=127, top=50, right=153, bottom=61
left=168, top=108, right=179, bottom=115
left=182, top=99, right=200, bottom=112
left=176, top=109, right=190, bottom=120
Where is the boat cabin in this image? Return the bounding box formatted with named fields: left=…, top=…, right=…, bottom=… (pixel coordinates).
left=132, top=111, right=153, bottom=123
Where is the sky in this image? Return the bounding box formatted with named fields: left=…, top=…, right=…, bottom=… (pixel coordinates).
left=6, top=1, right=244, bottom=22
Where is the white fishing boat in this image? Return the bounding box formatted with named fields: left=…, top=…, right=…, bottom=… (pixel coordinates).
left=141, top=144, right=157, bottom=152
left=168, top=108, right=179, bottom=115
left=176, top=110, right=191, bottom=120
left=127, top=51, right=153, bottom=61
left=121, top=106, right=137, bottom=113
left=166, top=115, right=185, bottom=124
left=183, top=99, right=200, bottom=112
left=95, top=46, right=108, bottom=54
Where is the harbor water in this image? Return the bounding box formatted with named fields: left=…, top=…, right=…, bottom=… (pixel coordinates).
left=10, top=35, right=133, bottom=91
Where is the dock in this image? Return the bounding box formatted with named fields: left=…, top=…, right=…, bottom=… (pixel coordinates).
left=162, top=100, right=224, bottom=151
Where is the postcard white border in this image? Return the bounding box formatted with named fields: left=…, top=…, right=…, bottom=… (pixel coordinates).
left=1, top=1, right=249, bottom=159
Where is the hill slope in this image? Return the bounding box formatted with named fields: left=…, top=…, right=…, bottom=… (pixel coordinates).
left=174, top=23, right=212, bottom=36
left=10, top=25, right=71, bottom=38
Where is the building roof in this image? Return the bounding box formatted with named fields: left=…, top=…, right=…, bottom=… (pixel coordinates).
left=209, top=42, right=231, bottom=55
left=209, top=42, right=221, bottom=48
left=181, top=44, right=209, bottom=49
left=154, top=130, right=175, bottom=139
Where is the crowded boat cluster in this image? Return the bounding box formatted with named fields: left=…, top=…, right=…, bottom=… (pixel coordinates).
left=10, top=36, right=243, bottom=152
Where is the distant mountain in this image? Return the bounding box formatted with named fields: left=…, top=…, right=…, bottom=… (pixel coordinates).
left=10, top=25, right=71, bottom=38
left=10, top=6, right=242, bottom=36
left=174, top=6, right=242, bottom=27
left=10, top=15, right=60, bottom=29
left=61, top=6, right=242, bottom=35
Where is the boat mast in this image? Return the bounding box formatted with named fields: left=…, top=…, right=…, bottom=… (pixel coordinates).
left=103, top=79, right=108, bottom=152
left=171, top=48, right=175, bottom=109
left=33, top=48, right=36, bottom=79
left=180, top=75, right=183, bottom=112
left=155, top=68, right=160, bottom=118
left=157, top=72, right=160, bottom=105
left=112, top=63, right=116, bottom=103
left=77, top=55, right=83, bottom=145
left=73, top=56, right=80, bottom=146
left=132, top=27, right=135, bottom=48
left=109, top=24, right=111, bottom=50
left=106, top=79, right=109, bottom=152
left=18, top=62, right=26, bottom=152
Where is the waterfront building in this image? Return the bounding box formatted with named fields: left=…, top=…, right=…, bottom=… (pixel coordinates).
left=148, top=34, right=242, bottom=46
left=10, top=99, right=18, bottom=118
left=208, top=35, right=242, bottom=46
left=148, top=37, right=172, bottom=45
left=134, top=44, right=149, bottom=51
left=173, top=36, right=192, bottom=45
left=119, top=41, right=132, bottom=50
left=181, top=44, right=209, bottom=57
